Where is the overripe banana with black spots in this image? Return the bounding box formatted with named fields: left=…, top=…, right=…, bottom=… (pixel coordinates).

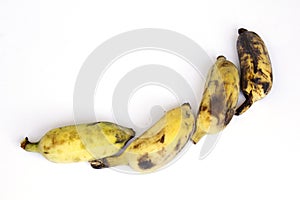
left=191, top=56, right=240, bottom=144
left=21, top=122, right=135, bottom=163
left=90, top=103, right=194, bottom=173
left=235, top=28, right=273, bottom=115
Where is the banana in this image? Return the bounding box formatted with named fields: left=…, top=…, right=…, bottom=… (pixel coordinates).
left=235, top=28, right=273, bottom=115
left=21, top=122, right=135, bottom=163
left=89, top=103, right=194, bottom=173
left=191, top=56, right=240, bottom=144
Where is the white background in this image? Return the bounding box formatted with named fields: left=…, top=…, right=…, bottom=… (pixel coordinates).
left=1, top=0, right=300, bottom=199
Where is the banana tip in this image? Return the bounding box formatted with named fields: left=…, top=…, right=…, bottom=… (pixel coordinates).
left=217, top=55, right=226, bottom=60
left=90, top=159, right=108, bottom=169
left=238, top=28, right=248, bottom=35
left=182, top=102, right=191, bottom=108
left=20, top=137, right=29, bottom=149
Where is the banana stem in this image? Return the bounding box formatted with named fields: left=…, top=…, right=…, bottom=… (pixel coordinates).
left=103, top=153, right=128, bottom=168
left=235, top=96, right=254, bottom=116
left=21, top=137, right=40, bottom=153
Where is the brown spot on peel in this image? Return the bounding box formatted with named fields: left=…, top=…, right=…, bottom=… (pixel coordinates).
left=201, top=106, right=208, bottom=111
left=138, top=154, right=154, bottom=170
left=159, top=134, right=165, bottom=143
left=133, top=143, right=141, bottom=149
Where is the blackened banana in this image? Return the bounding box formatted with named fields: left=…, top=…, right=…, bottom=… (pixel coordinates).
left=191, top=56, right=240, bottom=144
left=235, top=28, right=273, bottom=115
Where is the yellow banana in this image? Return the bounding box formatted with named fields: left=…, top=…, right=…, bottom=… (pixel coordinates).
left=235, top=28, right=273, bottom=115
left=21, top=122, right=135, bottom=163
left=191, top=56, right=240, bottom=144
left=90, top=103, right=194, bottom=173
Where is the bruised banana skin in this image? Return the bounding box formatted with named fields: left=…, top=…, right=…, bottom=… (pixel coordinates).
left=191, top=56, right=240, bottom=144
left=90, top=104, right=195, bottom=173
left=21, top=122, right=135, bottom=163
left=235, top=28, right=273, bottom=115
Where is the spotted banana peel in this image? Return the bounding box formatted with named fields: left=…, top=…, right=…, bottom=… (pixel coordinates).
left=21, top=122, right=135, bottom=163
left=191, top=56, right=240, bottom=144
left=235, top=28, right=273, bottom=115
left=90, top=103, right=195, bottom=173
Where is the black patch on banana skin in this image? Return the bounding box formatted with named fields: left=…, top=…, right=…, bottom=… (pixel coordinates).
left=201, top=106, right=208, bottom=111
left=249, top=77, right=271, bottom=94
left=238, top=29, right=264, bottom=74
left=258, top=68, right=273, bottom=82
left=155, top=134, right=166, bottom=144
left=235, top=93, right=254, bottom=116
left=159, top=134, right=165, bottom=143
left=138, top=154, right=155, bottom=170
left=262, top=82, right=270, bottom=94
left=251, top=77, right=261, bottom=84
